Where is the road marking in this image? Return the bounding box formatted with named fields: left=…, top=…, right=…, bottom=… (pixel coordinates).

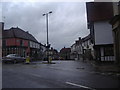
left=66, top=82, right=96, bottom=90
left=30, top=73, right=42, bottom=78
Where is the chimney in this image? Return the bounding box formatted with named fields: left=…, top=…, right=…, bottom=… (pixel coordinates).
left=11, top=27, right=14, bottom=29
left=79, top=37, right=81, bottom=40
left=75, top=40, right=78, bottom=44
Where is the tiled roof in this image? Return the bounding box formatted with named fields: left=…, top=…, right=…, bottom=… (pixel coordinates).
left=3, top=27, right=38, bottom=42
left=82, top=34, right=91, bottom=42
left=86, top=2, right=113, bottom=22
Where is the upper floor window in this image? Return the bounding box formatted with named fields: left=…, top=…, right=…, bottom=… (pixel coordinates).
left=3, top=40, right=6, bottom=47
left=20, top=40, right=23, bottom=46
left=104, top=47, right=114, bottom=56
left=17, top=40, right=19, bottom=43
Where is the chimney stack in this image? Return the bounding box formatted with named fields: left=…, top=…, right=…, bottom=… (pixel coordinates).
left=79, top=37, right=81, bottom=40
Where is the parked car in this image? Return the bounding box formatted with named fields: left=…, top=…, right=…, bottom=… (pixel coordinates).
left=43, top=57, right=48, bottom=61
left=2, top=54, right=25, bottom=64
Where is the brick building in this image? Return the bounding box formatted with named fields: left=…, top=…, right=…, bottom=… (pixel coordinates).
left=60, top=47, right=71, bottom=60
left=2, top=26, right=41, bottom=58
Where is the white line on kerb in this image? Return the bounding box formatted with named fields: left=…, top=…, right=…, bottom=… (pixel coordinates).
left=66, top=82, right=96, bottom=90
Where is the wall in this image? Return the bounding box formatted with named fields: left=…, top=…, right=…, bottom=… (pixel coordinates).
left=5, top=38, right=28, bottom=47
left=0, top=22, right=3, bottom=60
left=94, top=20, right=113, bottom=45
left=86, top=2, right=113, bottom=22
left=0, top=22, right=3, bottom=90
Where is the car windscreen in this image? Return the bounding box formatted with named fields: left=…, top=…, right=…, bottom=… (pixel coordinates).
left=6, top=54, right=15, bottom=57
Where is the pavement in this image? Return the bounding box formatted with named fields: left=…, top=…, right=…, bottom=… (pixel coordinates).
left=87, top=60, right=120, bottom=77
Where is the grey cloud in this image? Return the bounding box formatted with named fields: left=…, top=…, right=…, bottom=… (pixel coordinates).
left=2, top=2, right=89, bottom=51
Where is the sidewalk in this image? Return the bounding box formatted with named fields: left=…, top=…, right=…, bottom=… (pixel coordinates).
left=89, top=60, right=120, bottom=77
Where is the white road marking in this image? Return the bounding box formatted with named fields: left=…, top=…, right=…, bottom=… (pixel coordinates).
left=66, top=82, right=96, bottom=90
left=30, top=74, right=42, bottom=78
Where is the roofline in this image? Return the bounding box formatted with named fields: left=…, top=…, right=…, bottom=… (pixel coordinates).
left=4, top=27, right=39, bottom=43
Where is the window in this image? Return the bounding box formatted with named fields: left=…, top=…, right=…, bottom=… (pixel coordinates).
left=104, top=47, right=114, bottom=56
left=20, top=40, right=22, bottom=46
left=20, top=40, right=23, bottom=46
left=3, top=40, right=6, bottom=47
left=17, top=40, right=19, bottom=42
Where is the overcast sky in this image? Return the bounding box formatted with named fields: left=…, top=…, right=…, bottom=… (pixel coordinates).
left=2, top=1, right=92, bottom=51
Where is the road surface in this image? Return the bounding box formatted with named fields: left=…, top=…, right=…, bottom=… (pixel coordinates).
left=2, top=60, right=120, bottom=89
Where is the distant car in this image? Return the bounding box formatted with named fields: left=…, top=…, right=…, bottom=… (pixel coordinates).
left=43, top=57, right=48, bottom=61
left=2, top=54, right=25, bottom=64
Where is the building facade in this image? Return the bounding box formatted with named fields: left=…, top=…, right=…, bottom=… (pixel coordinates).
left=2, top=26, right=45, bottom=60
left=70, top=34, right=94, bottom=61
left=71, top=37, right=83, bottom=60
left=39, top=43, right=46, bottom=60
left=82, top=34, right=94, bottom=60
left=59, top=47, right=71, bottom=60
left=86, top=2, right=115, bottom=62
left=0, top=22, right=3, bottom=60
left=48, top=47, right=58, bottom=60
left=71, top=43, right=78, bottom=60
left=110, top=2, right=120, bottom=64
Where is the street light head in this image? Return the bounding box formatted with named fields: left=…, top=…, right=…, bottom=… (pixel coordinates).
left=43, top=14, right=46, bottom=16
left=49, top=11, right=52, bottom=14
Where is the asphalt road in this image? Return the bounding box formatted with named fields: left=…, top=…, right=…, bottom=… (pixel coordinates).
left=2, top=60, right=120, bottom=89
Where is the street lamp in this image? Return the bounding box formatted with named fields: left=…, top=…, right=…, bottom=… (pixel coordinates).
left=43, top=11, right=52, bottom=63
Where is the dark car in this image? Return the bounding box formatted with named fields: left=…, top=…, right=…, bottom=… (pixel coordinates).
left=43, top=57, right=48, bottom=61
left=2, top=54, right=25, bottom=64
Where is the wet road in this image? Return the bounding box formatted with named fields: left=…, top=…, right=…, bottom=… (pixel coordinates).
left=2, top=60, right=120, bottom=89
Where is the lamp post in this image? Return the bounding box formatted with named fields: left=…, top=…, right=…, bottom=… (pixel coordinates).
left=43, top=11, right=52, bottom=63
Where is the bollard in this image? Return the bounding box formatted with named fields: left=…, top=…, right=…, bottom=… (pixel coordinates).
left=25, top=56, right=30, bottom=64
left=50, top=56, right=52, bottom=63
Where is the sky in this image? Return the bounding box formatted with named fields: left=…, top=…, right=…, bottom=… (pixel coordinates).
left=1, top=1, right=92, bottom=51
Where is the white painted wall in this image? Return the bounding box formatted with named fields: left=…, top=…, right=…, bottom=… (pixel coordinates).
left=94, top=20, right=113, bottom=45
left=71, top=44, right=75, bottom=53
left=30, top=41, right=40, bottom=49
